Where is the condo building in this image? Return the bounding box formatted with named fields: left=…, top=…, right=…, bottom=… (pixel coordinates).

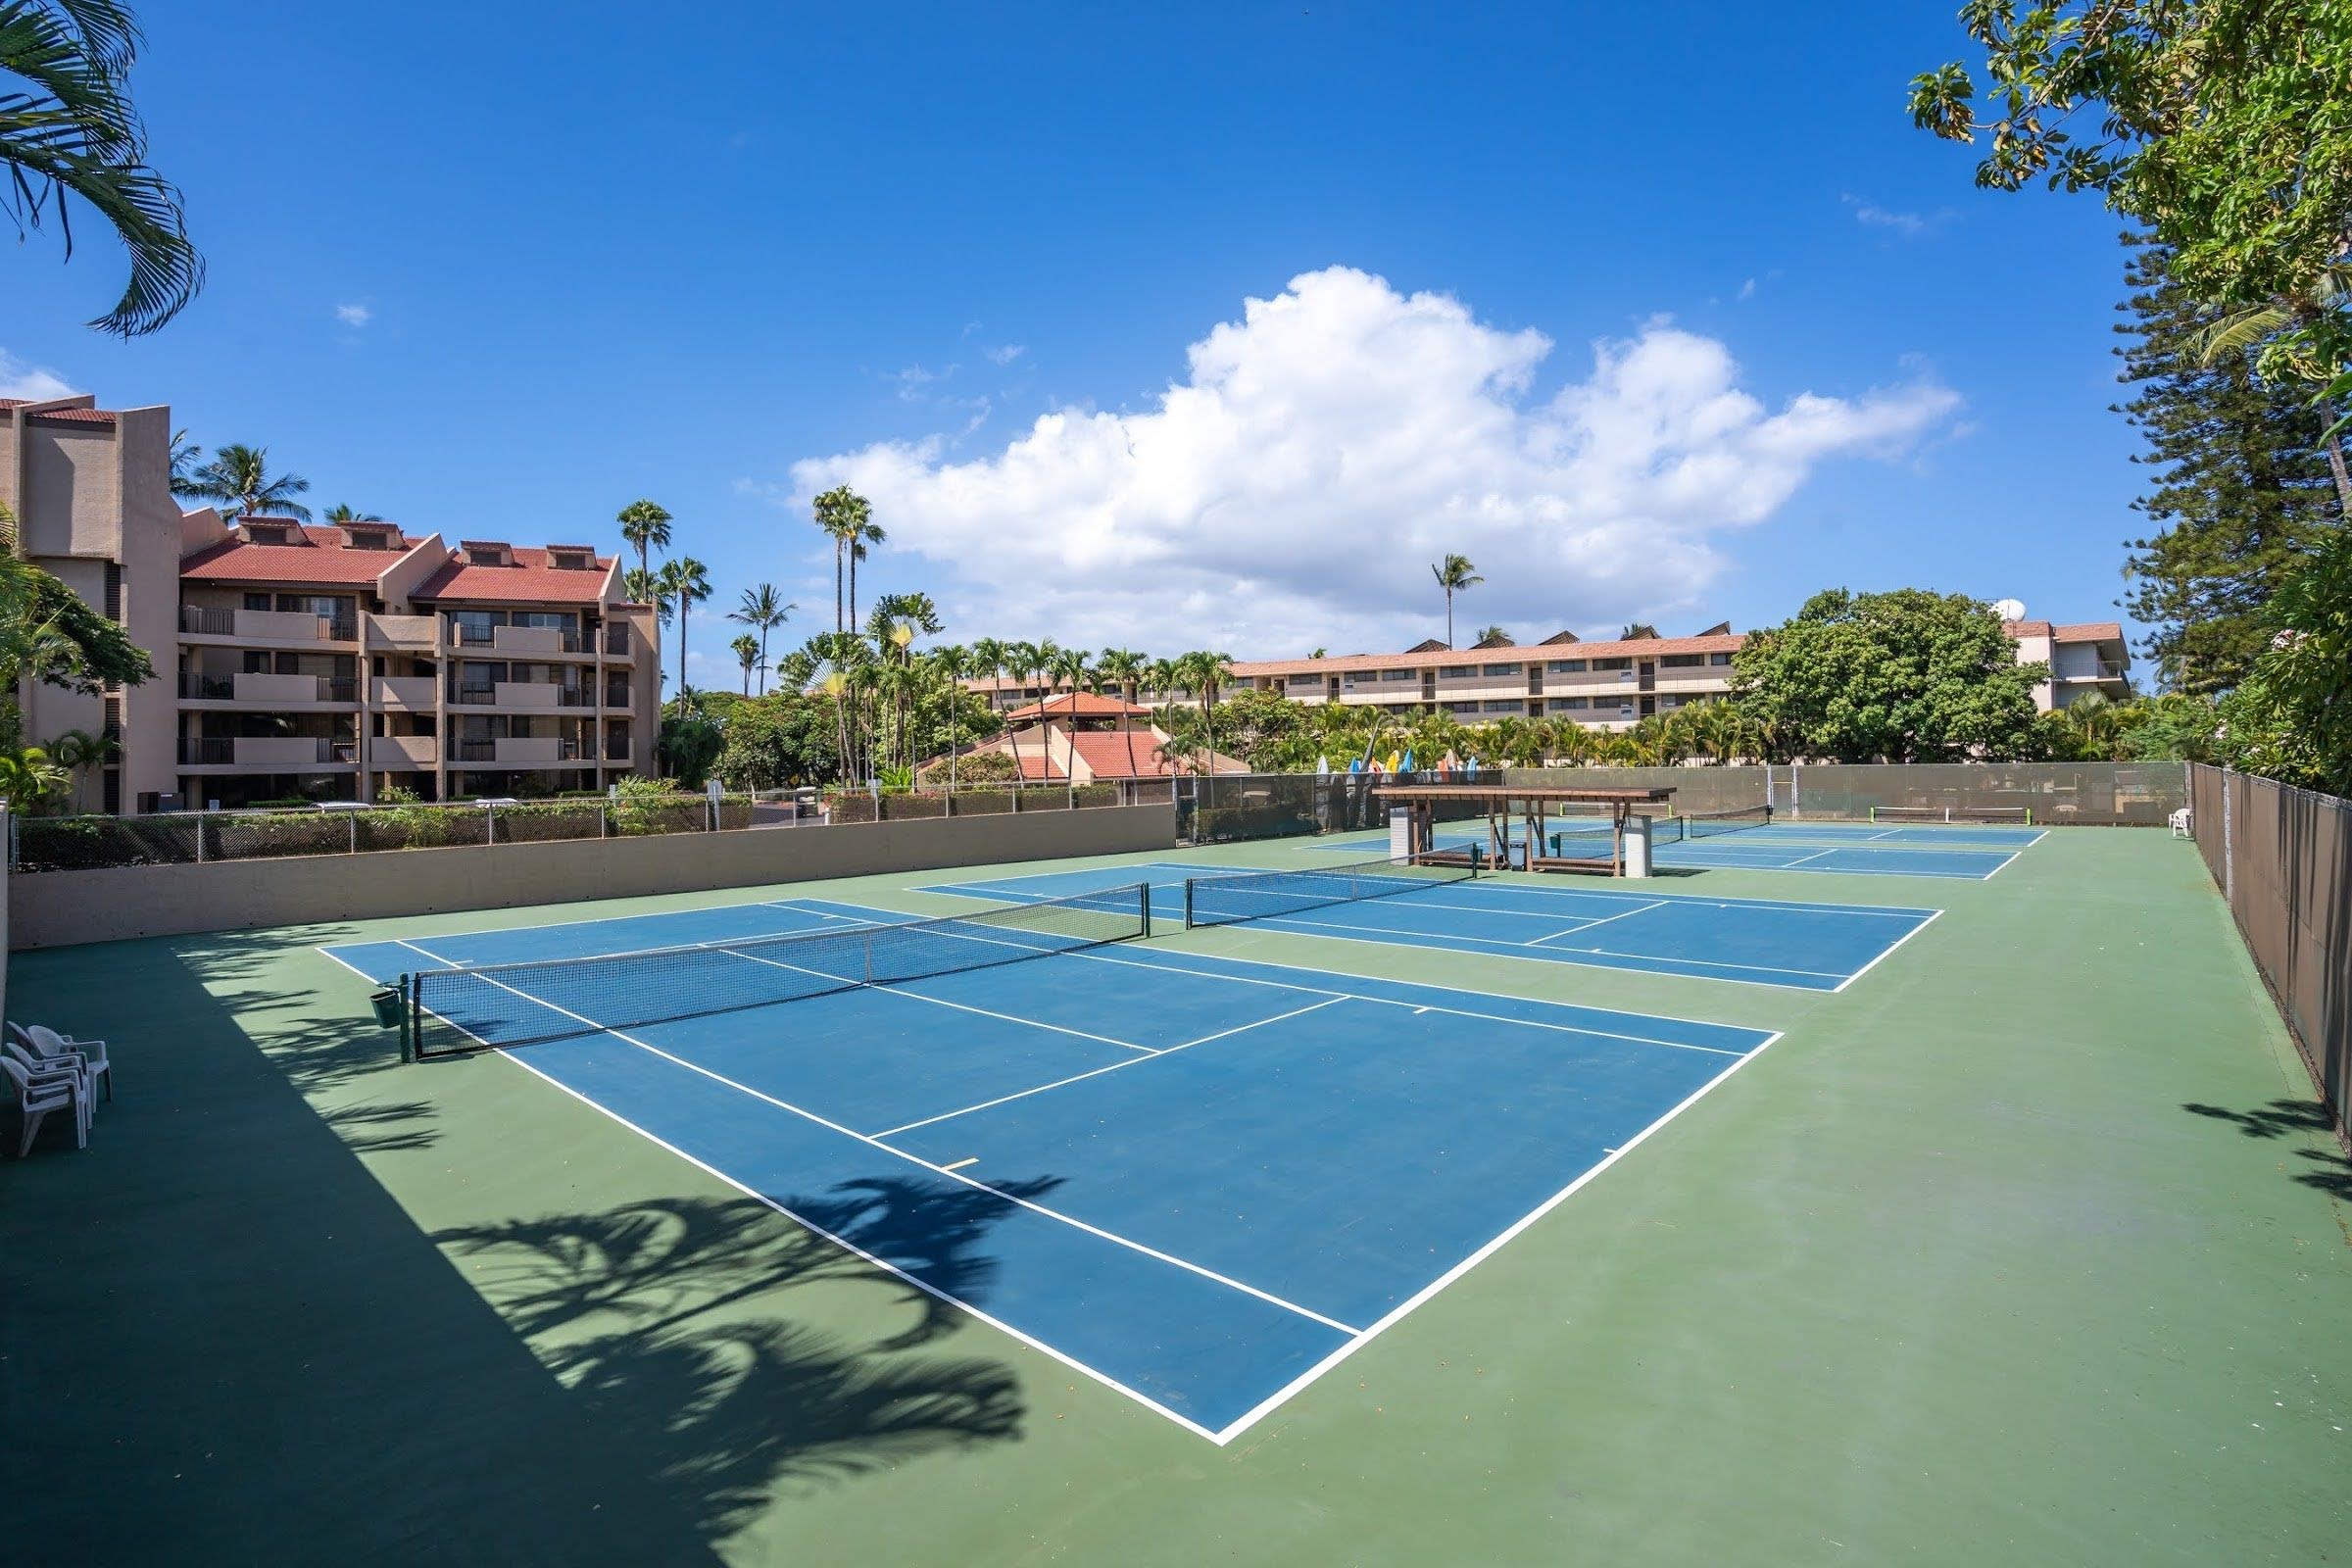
left=2, top=391, right=662, bottom=812
left=970, top=619, right=2131, bottom=725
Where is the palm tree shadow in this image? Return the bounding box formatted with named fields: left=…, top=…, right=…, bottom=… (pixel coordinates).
left=431, top=1177, right=1055, bottom=1540
left=2181, top=1100, right=2352, bottom=1200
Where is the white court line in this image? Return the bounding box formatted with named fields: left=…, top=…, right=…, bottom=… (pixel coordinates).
left=1230, top=907, right=1841, bottom=989
left=332, top=896, right=853, bottom=953
left=396, top=937, right=1362, bottom=1339
left=1206, top=1026, right=1788, bottom=1445
left=870, top=997, right=1348, bottom=1140
left=1829, top=907, right=1945, bottom=994
left=315, top=945, right=383, bottom=982
left=1522, top=901, right=1668, bottom=947
left=1658, top=851, right=2001, bottom=881
left=720, top=947, right=1154, bottom=1054
left=480, top=1043, right=1233, bottom=1443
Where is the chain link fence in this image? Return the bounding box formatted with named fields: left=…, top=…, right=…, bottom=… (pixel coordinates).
left=2187, top=763, right=2349, bottom=1143
left=13, top=793, right=758, bottom=873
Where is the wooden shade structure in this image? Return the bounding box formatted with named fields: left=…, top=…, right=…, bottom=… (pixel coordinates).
left=1373, top=784, right=1675, bottom=876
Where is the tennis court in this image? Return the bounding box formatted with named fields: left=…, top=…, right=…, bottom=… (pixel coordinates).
left=320, top=891, right=1777, bottom=1440
left=1304, top=810, right=2035, bottom=879
left=916, top=860, right=1941, bottom=991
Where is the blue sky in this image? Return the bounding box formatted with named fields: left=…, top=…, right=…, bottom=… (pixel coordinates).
left=3, top=2, right=2146, bottom=684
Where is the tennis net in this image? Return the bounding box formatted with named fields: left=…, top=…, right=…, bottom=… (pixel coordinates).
left=406, top=886, right=1151, bottom=1058
left=1183, top=854, right=1476, bottom=930
left=1665, top=804, right=1773, bottom=842
left=1870, top=804, right=2034, bottom=825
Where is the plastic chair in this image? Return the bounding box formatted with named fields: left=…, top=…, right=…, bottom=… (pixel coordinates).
left=12, top=1022, right=111, bottom=1102
left=1, top=1054, right=87, bottom=1154
left=2169, top=807, right=2192, bottom=840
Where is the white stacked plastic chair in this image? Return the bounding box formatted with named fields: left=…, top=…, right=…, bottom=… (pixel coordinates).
left=1, top=1054, right=88, bottom=1154
left=2169, top=806, right=2193, bottom=840
left=11, top=1022, right=110, bottom=1102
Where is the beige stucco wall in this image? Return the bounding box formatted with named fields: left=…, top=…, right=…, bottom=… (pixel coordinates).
left=9, top=803, right=1177, bottom=949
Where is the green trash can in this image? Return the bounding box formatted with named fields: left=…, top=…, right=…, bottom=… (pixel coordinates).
left=369, top=985, right=403, bottom=1029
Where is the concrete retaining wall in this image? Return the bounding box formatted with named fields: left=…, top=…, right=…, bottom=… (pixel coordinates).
left=9, top=804, right=1176, bottom=950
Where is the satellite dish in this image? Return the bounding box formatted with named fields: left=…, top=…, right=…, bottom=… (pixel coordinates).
left=1992, top=598, right=2027, bottom=621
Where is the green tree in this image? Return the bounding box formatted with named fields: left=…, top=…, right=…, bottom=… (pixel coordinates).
left=1, top=0, right=201, bottom=336
left=322, top=503, right=381, bottom=524
left=1619, top=622, right=1659, bottom=640
left=725, top=583, right=794, bottom=695
left=2217, top=527, right=2352, bottom=792
left=810, top=486, right=871, bottom=635
left=1429, top=554, right=1482, bottom=648
left=182, top=443, right=310, bottom=519
left=655, top=557, right=710, bottom=697
left=1732, top=589, right=2047, bottom=762
left=1909, top=1, right=2352, bottom=452
left=615, top=499, right=671, bottom=578
left=2117, top=237, right=2341, bottom=694
left=712, top=692, right=841, bottom=789
left=727, top=632, right=760, bottom=695
left=654, top=692, right=723, bottom=787
left=167, top=428, right=201, bottom=495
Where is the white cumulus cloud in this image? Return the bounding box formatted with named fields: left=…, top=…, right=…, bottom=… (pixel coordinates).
left=0, top=349, right=78, bottom=402
left=778, top=267, right=1960, bottom=654
left=335, top=303, right=372, bottom=327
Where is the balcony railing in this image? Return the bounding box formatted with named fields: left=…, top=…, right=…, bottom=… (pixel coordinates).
left=603, top=624, right=631, bottom=655
left=177, top=737, right=355, bottom=766
left=451, top=684, right=496, bottom=706
left=603, top=684, right=631, bottom=707
left=451, top=623, right=584, bottom=654
left=178, top=736, right=232, bottom=764
left=604, top=739, right=631, bottom=761
left=179, top=672, right=358, bottom=704
left=180, top=607, right=357, bottom=643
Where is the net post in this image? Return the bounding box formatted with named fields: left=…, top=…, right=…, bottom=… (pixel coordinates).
left=1869, top=805, right=1879, bottom=825
left=400, top=973, right=416, bottom=1063
left=1138, top=881, right=1152, bottom=940
left=1183, top=876, right=1196, bottom=929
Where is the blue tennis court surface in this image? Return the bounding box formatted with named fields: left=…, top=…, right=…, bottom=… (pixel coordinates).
left=1304, top=817, right=2034, bottom=878
left=321, top=896, right=1782, bottom=1442
left=916, top=861, right=1940, bottom=992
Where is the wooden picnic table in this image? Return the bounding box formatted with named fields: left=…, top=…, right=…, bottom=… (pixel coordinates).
left=1373, top=784, right=1677, bottom=876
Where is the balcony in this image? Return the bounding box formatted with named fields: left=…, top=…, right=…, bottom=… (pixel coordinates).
left=376, top=735, right=438, bottom=768
left=177, top=736, right=357, bottom=768
left=2056, top=661, right=2130, bottom=683
left=179, top=672, right=357, bottom=704
left=603, top=738, right=632, bottom=762
left=366, top=613, right=438, bottom=651
left=451, top=623, right=584, bottom=655
left=452, top=736, right=584, bottom=765
left=180, top=607, right=357, bottom=644
left=373, top=675, right=438, bottom=710
left=602, top=683, right=631, bottom=708
left=602, top=624, right=632, bottom=656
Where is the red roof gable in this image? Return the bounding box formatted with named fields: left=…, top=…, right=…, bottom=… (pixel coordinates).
left=1003, top=691, right=1152, bottom=721
left=411, top=546, right=613, bottom=605
left=181, top=524, right=425, bottom=585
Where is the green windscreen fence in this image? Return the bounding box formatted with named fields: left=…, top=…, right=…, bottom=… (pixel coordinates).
left=2187, top=764, right=2349, bottom=1142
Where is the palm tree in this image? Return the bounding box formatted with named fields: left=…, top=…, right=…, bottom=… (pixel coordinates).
left=1095, top=648, right=1146, bottom=775
left=728, top=633, right=760, bottom=695
left=623, top=564, right=667, bottom=619
left=866, top=590, right=941, bottom=642
left=1619, top=622, right=1660, bottom=640
left=1430, top=554, right=1482, bottom=648
left=182, top=443, right=311, bottom=519
left=323, top=503, right=381, bottom=524
left=0, top=3, right=203, bottom=337
left=847, top=514, right=886, bottom=632
left=1178, top=650, right=1233, bottom=768
left=927, top=643, right=973, bottom=791
left=726, top=584, right=795, bottom=695
left=1475, top=625, right=1511, bottom=646
left=45, top=725, right=115, bottom=812
left=811, top=486, right=870, bottom=635
left=168, top=430, right=202, bottom=497
left=1003, top=639, right=1050, bottom=783
left=655, top=557, right=711, bottom=696
left=615, top=500, right=671, bottom=578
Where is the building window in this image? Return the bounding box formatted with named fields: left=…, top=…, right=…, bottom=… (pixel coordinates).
left=1709, top=651, right=1734, bottom=665
left=1438, top=664, right=1472, bottom=678
left=1379, top=668, right=1415, bottom=682
left=1548, top=697, right=1589, bottom=711
left=1482, top=699, right=1521, bottom=713
left=1660, top=653, right=1705, bottom=668
left=1545, top=660, right=1587, bottom=673
left=1480, top=662, right=1521, bottom=676
left=1592, top=656, right=1631, bottom=671
left=244, top=592, right=271, bottom=612
left=1445, top=701, right=1481, bottom=715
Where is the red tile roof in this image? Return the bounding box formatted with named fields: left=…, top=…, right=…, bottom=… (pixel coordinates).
left=1067, top=731, right=1247, bottom=778
left=1, top=398, right=118, bottom=424
left=2051, top=621, right=2124, bottom=644
left=181, top=524, right=425, bottom=585
left=1003, top=691, right=1152, bottom=720
left=411, top=546, right=613, bottom=605
left=1230, top=633, right=1743, bottom=677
